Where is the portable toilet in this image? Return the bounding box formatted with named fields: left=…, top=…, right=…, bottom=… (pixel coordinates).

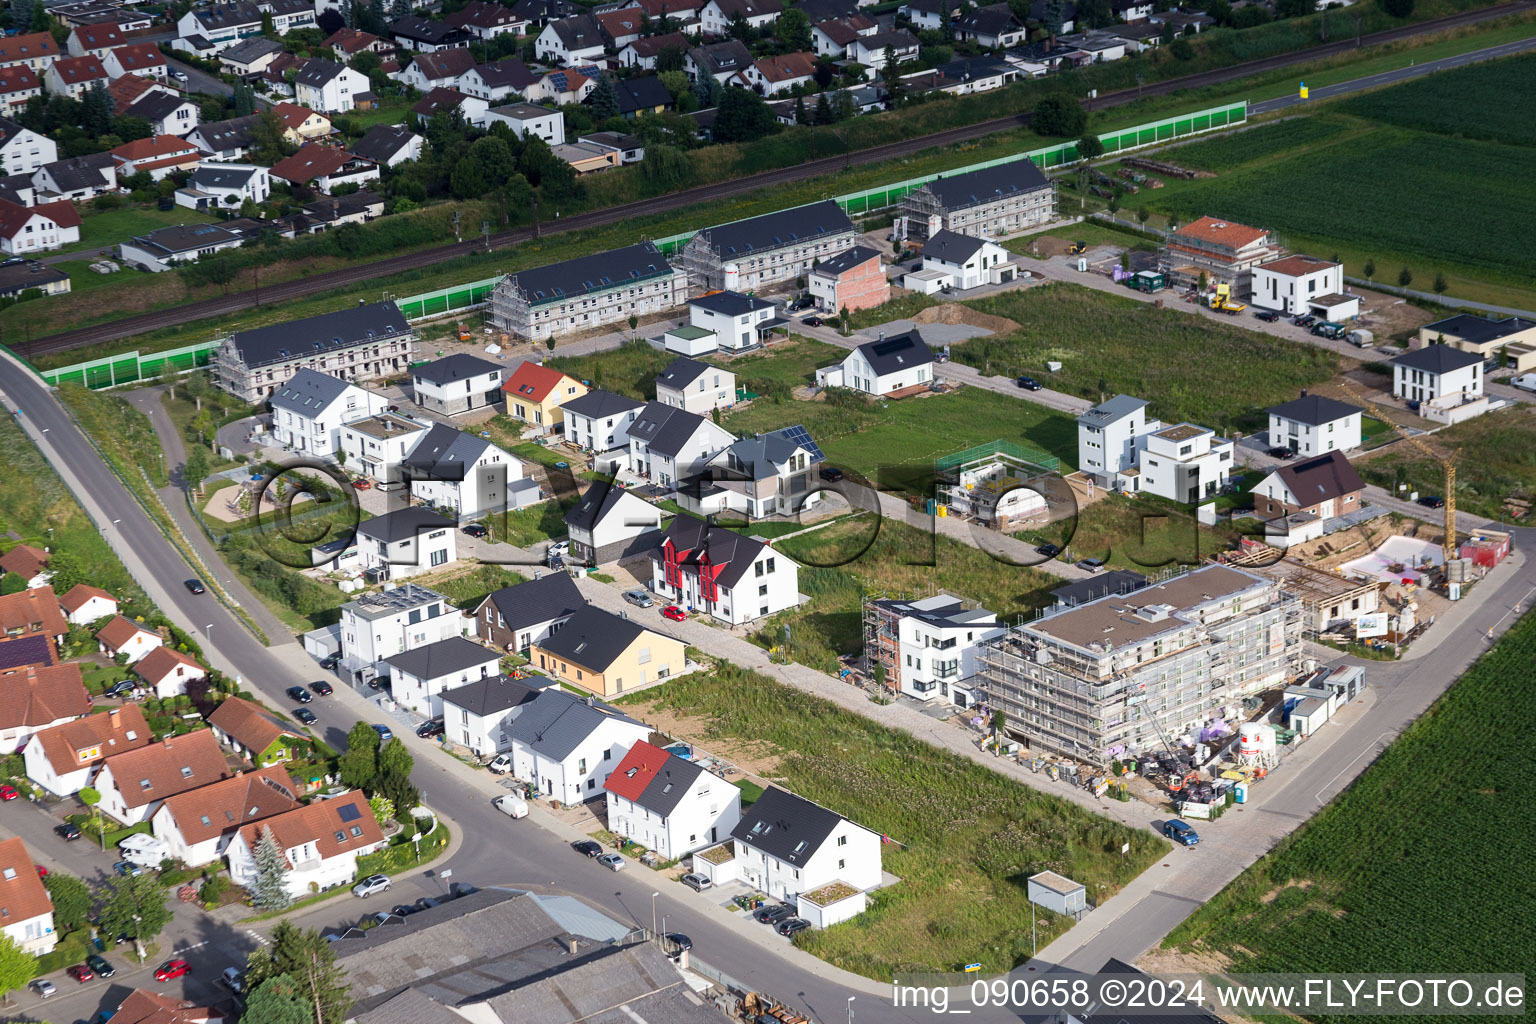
left=1233, top=782, right=1248, bottom=804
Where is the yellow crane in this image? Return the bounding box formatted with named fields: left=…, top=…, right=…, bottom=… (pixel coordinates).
left=1332, top=377, right=1460, bottom=561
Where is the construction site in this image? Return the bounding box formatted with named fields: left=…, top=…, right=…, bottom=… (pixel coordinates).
left=934, top=440, right=1065, bottom=532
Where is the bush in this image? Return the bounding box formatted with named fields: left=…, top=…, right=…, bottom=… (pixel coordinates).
left=1032, top=94, right=1087, bottom=139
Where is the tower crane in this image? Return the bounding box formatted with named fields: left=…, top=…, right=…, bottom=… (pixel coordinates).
left=1332, top=376, right=1461, bottom=561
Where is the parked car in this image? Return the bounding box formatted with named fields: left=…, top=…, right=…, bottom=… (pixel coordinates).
left=154, top=959, right=191, bottom=982
left=1510, top=373, right=1536, bottom=393
left=352, top=874, right=391, bottom=897
left=1267, top=446, right=1297, bottom=460
left=352, top=479, right=371, bottom=490
left=664, top=932, right=692, bottom=952
left=30, top=979, right=56, bottom=997
left=170, top=69, right=188, bottom=82
left=462, top=523, right=488, bottom=538
left=183, top=579, right=205, bottom=594
left=220, top=967, right=246, bottom=993
left=776, top=918, right=811, bottom=937
left=680, top=873, right=712, bottom=892
left=371, top=724, right=393, bottom=742
left=370, top=911, right=398, bottom=926
left=310, top=680, right=333, bottom=696
left=662, top=605, right=687, bottom=622
left=623, top=589, right=654, bottom=608
left=803, top=316, right=823, bottom=327
left=1253, top=310, right=1280, bottom=322
left=389, top=904, right=419, bottom=918
left=596, top=853, right=626, bottom=871
left=66, top=964, right=94, bottom=983
left=54, top=821, right=81, bottom=841
left=1075, top=557, right=1106, bottom=573
left=416, top=719, right=444, bottom=739
left=0, top=784, right=17, bottom=801
left=493, top=794, right=529, bottom=818
left=571, top=840, right=603, bottom=857
left=788, top=295, right=815, bottom=312
left=1291, top=314, right=1315, bottom=327
left=319, top=652, right=341, bottom=670
left=415, top=896, right=441, bottom=911
left=487, top=754, right=514, bottom=774
left=1015, top=376, right=1042, bottom=391
left=1418, top=495, right=1445, bottom=508
left=103, top=680, right=137, bottom=698
left=1163, top=819, right=1200, bottom=846
left=1034, top=543, right=1060, bottom=558
left=294, top=708, right=317, bottom=725
left=286, top=686, right=312, bottom=704
left=818, top=466, right=844, bottom=482
left=113, top=861, right=143, bottom=877
left=754, top=904, right=796, bottom=925
left=35, top=864, right=47, bottom=878
left=84, top=955, right=114, bottom=978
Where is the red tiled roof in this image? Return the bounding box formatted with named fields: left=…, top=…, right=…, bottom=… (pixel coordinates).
left=207, top=696, right=302, bottom=758
left=96, top=615, right=158, bottom=653
left=50, top=55, right=108, bottom=84
left=0, top=33, right=60, bottom=65
left=72, top=22, right=125, bottom=49
left=33, top=705, right=153, bottom=776
left=0, top=199, right=76, bottom=240
left=410, top=48, right=474, bottom=82
left=99, top=728, right=230, bottom=810
left=502, top=361, right=574, bottom=402
left=0, top=586, right=67, bottom=639
left=271, top=100, right=325, bottom=130
left=111, top=42, right=165, bottom=71
left=633, top=0, right=705, bottom=16
left=0, top=544, right=47, bottom=579
left=0, top=65, right=40, bottom=95
left=109, top=988, right=223, bottom=1024
left=0, top=837, right=53, bottom=926
left=325, top=28, right=381, bottom=54
left=753, top=51, right=815, bottom=82
left=596, top=8, right=644, bottom=36
left=410, top=85, right=470, bottom=116
left=237, top=789, right=382, bottom=867
left=1257, top=254, right=1338, bottom=278
left=108, top=71, right=159, bottom=113
left=0, top=662, right=89, bottom=731
left=158, top=766, right=299, bottom=845
left=132, top=645, right=205, bottom=686
left=270, top=142, right=355, bottom=184
left=602, top=739, right=668, bottom=801
left=1170, top=215, right=1267, bottom=249
left=110, top=134, right=197, bottom=162
left=59, top=584, right=115, bottom=615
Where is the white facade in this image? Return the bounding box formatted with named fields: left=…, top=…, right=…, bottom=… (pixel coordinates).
left=102, top=625, right=162, bottom=664
left=1268, top=409, right=1362, bottom=456
left=226, top=824, right=375, bottom=899
left=828, top=340, right=932, bottom=396
left=1077, top=395, right=1155, bottom=486
left=337, top=416, right=428, bottom=488
left=483, top=103, right=565, bottom=146
left=272, top=373, right=389, bottom=456
left=338, top=586, right=471, bottom=670
left=628, top=413, right=734, bottom=489
left=388, top=644, right=501, bottom=719
left=0, top=204, right=79, bottom=255
left=358, top=520, right=457, bottom=581
left=699, top=0, right=779, bottom=33
left=651, top=539, right=798, bottom=626
left=1394, top=355, right=1483, bottom=405
left=0, top=124, right=56, bottom=176
left=64, top=592, right=118, bottom=625
left=917, top=237, right=1013, bottom=290
left=1252, top=257, right=1345, bottom=315
left=151, top=802, right=227, bottom=868
left=1136, top=424, right=1233, bottom=504
left=563, top=396, right=642, bottom=472
left=510, top=716, right=650, bottom=808
left=409, top=445, right=529, bottom=518
left=731, top=816, right=881, bottom=904
left=534, top=22, right=606, bottom=64
left=175, top=163, right=269, bottom=211
left=606, top=761, right=742, bottom=860
left=893, top=601, right=1004, bottom=705
left=688, top=294, right=775, bottom=353
left=656, top=364, right=736, bottom=415
left=295, top=64, right=368, bottom=114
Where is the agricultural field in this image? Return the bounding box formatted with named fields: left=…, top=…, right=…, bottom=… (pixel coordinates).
left=1353, top=404, right=1536, bottom=521
left=957, top=284, right=1340, bottom=432
left=1160, top=113, right=1357, bottom=171
left=622, top=665, right=1167, bottom=978
left=1336, top=50, right=1536, bottom=147
left=1163, top=607, right=1536, bottom=982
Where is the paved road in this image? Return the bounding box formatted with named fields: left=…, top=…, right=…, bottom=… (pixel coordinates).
left=164, top=54, right=233, bottom=100
left=19, top=0, right=1534, bottom=358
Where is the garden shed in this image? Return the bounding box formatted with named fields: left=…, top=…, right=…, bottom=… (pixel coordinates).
left=1027, top=871, right=1087, bottom=917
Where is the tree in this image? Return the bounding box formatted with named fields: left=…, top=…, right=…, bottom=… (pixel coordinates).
left=1398, top=266, right=1413, bottom=288
left=883, top=49, right=906, bottom=107
left=10, top=0, right=36, bottom=35
left=1433, top=271, right=1448, bottom=296
left=184, top=369, right=214, bottom=411
left=468, top=135, right=515, bottom=182
left=640, top=144, right=690, bottom=190
left=338, top=721, right=380, bottom=790
left=627, top=313, right=639, bottom=331
left=1077, top=133, right=1104, bottom=160
left=99, top=874, right=172, bottom=961
left=246, top=923, right=351, bottom=1024
left=251, top=825, right=292, bottom=911
left=1041, top=0, right=1065, bottom=37
left=1379, top=0, right=1413, bottom=16
left=79, top=786, right=103, bottom=849
left=991, top=709, right=1007, bottom=752
left=375, top=738, right=417, bottom=813
left=40, top=549, right=85, bottom=595
left=657, top=68, right=689, bottom=99
left=713, top=86, right=775, bottom=143
left=1363, top=259, right=1375, bottom=282
left=1077, top=0, right=1111, bottom=27
left=813, top=91, right=832, bottom=125
left=246, top=975, right=312, bottom=1024
left=656, top=43, right=686, bottom=72
left=81, top=80, right=112, bottom=137
left=1169, top=37, right=1194, bottom=60
left=777, top=7, right=811, bottom=50
left=1136, top=206, right=1150, bottom=226
left=589, top=72, right=621, bottom=121
left=449, top=154, right=489, bottom=199
left=0, top=573, right=24, bottom=595
left=367, top=794, right=395, bottom=825
left=0, top=935, right=38, bottom=1004
left=1032, top=93, right=1086, bottom=138
left=42, top=873, right=92, bottom=934
left=793, top=94, right=807, bottom=125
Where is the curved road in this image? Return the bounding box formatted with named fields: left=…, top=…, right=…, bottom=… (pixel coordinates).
left=21, top=0, right=1536, bottom=358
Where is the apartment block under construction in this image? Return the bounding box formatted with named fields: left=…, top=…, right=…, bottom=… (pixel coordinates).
left=935, top=440, right=1062, bottom=532
left=1159, top=215, right=1283, bottom=299
left=976, top=564, right=1303, bottom=764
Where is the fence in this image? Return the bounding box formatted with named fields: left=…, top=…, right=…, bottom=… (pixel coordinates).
left=39, top=339, right=219, bottom=389
left=395, top=275, right=505, bottom=321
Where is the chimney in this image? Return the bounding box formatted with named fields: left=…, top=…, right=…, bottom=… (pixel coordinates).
left=566, top=937, right=579, bottom=955
left=109, top=708, right=120, bottom=725
left=878, top=331, right=885, bottom=341
left=1300, top=388, right=1308, bottom=396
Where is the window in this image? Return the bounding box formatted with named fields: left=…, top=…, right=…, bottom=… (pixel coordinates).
left=430, top=548, right=448, bottom=566
left=604, top=748, right=612, bottom=760
left=636, top=646, right=651, bottom=665
left=334, top=831, right=345, bottom=842
left=139, top=778, right=152, bottom=790
left=837, top=834, right=847, bottom=846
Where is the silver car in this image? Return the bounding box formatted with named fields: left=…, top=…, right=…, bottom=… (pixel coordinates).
left=623, top=590, right=654, bottom=608
left=597, top=853, right=626, bottom=871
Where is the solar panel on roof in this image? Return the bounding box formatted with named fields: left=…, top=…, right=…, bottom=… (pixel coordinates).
left=337, top=803, right=361, bottom=822
left=775, top=424, right=824, bottom=462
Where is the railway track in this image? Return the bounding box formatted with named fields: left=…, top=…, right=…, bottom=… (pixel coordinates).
left=22, top=0, right=1534, bottom=359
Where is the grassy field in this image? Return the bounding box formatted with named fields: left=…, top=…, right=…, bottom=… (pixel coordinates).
left=1158, top=114, right=1358, bottom=172
left=1164, top=608, right=1536, bottom=983
left=61, top=205, right=221, bottom=256
left=758, top=517, right=1062, bottom=674
left=548, top=340, right=675, bottom=400
left=1020, top=493, right=1246, bottom=572
left=720, top=336, right=848, bottom=391
left=409, top=564, right=527, bottom=609
left=1353, top=405, right=1536, bottom=521
left=722, top=388, right=1078, bottom=492
left=956, top=284, right=1340, bottom=432
left=1336, top=50, right=1536, bottom=147
left=624, top=665, right=1166, bottom=977
left=58, top=384, right=170, bottom=489
left=486, top=496, right=578, bottom=547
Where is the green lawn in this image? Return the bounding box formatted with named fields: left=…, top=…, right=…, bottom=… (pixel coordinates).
left=50, top=260, right=134, bottom=295
left=485, top=497, right=577, bottom=547
left=339, top=96, right=415, bottom=135
left=1006, top=220, right=1159, bottom=258
left=717, top=337, right=849, bottom=391
left=1360, top=415, right=1395, bottom=447
left=548, top=340, right=675, bottom=400
left=620, top=665, right=1166, bottom=978
left=957, top=283, right=1340, bottom=433
left=62, top=205, right=221, bottom=256
left=413, top=565, right=528, bottom=609
left=1017, top=493, right=1245, bottom=572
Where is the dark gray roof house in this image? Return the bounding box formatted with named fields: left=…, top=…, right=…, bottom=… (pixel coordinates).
left=1421, top=313, right=1536, bottom=346
left=688, top=199, right=854, bottom=258
left=438, top=673, right=546, bottom=719
left=468, top=57, right=539, bottom=91
left=294, top=56, right=348, bottom=88
left=654, top=356, right=712, bottom=390
left=956, top=1, right=1022, bottom=37
left=35, top=152, right=115, bottom=194
left=687, top=290, right=774, bottom=316
left=1266, top=394, right=1362, bottom=426
left=854, top=330, right=933, bottom=376
left=560, top=389, right=644, bottom=421
left=501, top=241, right=674, bottom=306
left=920, top=228, right=988, bottom=264
left=814, top=244, right=882, bottom=277
left=730, top=785, right=853, bottom=866
left=122, top=91, right=191, bottom=124
left=477, top=572, right=586, bottom=635
left=348, top=124, right=420, bottom=164
left=687, top=38, right=752, bottom=77
left=627, top=401, right=711, bottom=458
left=355, top=506, right=455, bottom=544
left=534, top=606, right=651, bottom=675
left=1049, top=569, right=1147, bottom=607
left=505, top=683, right=644, bottom=760
left=390, top=14, right=472, bottom=47
left=399, top=423, right=495, bottom=481
left=719, top=425, right=824, bottom=478
left=189, top=114, right=260, bottom=155
left=188, top=163, right=261, bottom=191
left=220, top=35, right=284, bottom=65
left=1391, top=345, right=1483, bottom=374
left=383, top=635, right=499, bottom=680
left=412, top=352, right=502, bottom=387
left=655, top=514, right=768, bottom=589
left=226, top=301, right=409, bottom=370
left=546, top=12, right=604, bottom=50
left=924, top=157, right=1050, bottom=210
left=612, top=75, right=671, bottom=115
left=269, top=367, right=355, bottom=415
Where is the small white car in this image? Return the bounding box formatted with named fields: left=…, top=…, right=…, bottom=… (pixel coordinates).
left=352, top=873, right=391, bottom=897
left=1510, top=373, right=1536, bottom=393
left=493, top=794, right=529, bottom=818
left=596, top=853, right=626, bottom=871
left=487, top=754, right=514, bottom=775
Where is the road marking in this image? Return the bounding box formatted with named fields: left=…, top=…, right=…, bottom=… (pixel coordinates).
left=1314, top=731, right=1394, bottom=803
left=245, top=929, right=270, bottom=947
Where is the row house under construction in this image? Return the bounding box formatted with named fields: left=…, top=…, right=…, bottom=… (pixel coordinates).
left=212, top=301, right=415, bottom=403
left=1159, top=215, right=1283, bottom=300
left=488, top=241, right=686, bottom=341
left=678, top=199, right=859, bottom=293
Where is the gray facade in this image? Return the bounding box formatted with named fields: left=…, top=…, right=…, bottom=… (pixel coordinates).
left=488, top=241, right=686, bottom=341
left=213, top=301, right=415, bottom=403
left=679, top=200, right=860, bottom=292
left=896, top=160, right=1056, bottom=242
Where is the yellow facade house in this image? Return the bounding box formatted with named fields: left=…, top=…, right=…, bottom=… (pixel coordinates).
left=529, top=606, right=685, bottom=698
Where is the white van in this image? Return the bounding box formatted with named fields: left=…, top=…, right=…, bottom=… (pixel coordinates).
left=493, top=794, right=529, bottom=819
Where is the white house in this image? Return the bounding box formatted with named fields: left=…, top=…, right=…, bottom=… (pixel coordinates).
left=848, top=29, right=918, bottom=68
left=474, top=572, right=586, bottom=654
left=560, top=389, right=645, bottom=475
left=506, top=687, right=651, bottom=806
left=696, top=786, right=881, bottom=922
left=816, top=330, right=934, bottom=396
left=119, top=92, right=200, bottom=138
left=869, top=594, right=1003, bottom=707
left=604, top=739, right=742, bottom=859
left=1252, top=255, right=1358, bottom=319
left=686, top=427, right=823, bottom=520
left=652, top=515, right=798, bottom=625
left=900, top=0, right=950, bottom=30
left=410, top=353, right=504, bottom=417
left=355, top=507, right=457, bottom=581
left=440, top=673, right=549, bottom=758
left=174, top=163, right=269, bottom=212
left=347, top=124, right=423, bottom=169
left=383, top=635, right=501, bottom=718
left=699, top=0, right=782, bottom=35
left=132, top=645, right=208, bottom=699
left=688, top=291, right=778, bottom=353
left=562, top=482, right=663, bottom=565
left=482, top=102, right=565, bottom=145
left=151, top=766, right=300, bottom=868
left=654, top=356, right=736, bottom=415
left=0, top=664, right=90, bottom=755
left=338, top=583, right=471, bottom=679
left=1136, top=422, right=1233, bottom=504
left=96, top=615, right=163, bottom=664
left=32, top=153, right=115, bottom=201
left=336, top=413, right=429, bottom=489
left=91, top=728, right=231, bottom=826
left=626, top=401, right=735, bottom=489
left=457, top=59, right=540, bottom=103
left=225, top=790, right=384, bottom=899
left=1076, top=394, right=1155, bottom=488
left=270, top=368, right=389, bottom=457
left=535, top=14, right=607, bottom=65
left=955, top=2, right=1025, bottom=46
left=903, top=230, right=1016, bottom=292
left=400, top=424, right=537, bottom=518
left=206, top=696, right=304, bottom=765
left=0, top=837, right=57, bottom=955
left=0, top=117, right=57, bottom=176
left=59, top=584, right=118, bottom=625
left=1392, top=345, right=1483, bottom=405
left=293, top=58, right=369, bottom=114
left=1267, top=393, right=1364, bottom=456
left=0, top=198, right=80, bottom=255
left=24, top=705, right=153, bottom=797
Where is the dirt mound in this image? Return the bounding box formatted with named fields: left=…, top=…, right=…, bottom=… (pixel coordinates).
left=911, top=303, right=1021, bottom=336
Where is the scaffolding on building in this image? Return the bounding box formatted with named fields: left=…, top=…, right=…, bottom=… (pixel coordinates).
left=936, top=440, right=1061, bottom=531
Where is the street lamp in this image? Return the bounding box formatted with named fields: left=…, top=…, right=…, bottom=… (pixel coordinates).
left=650, top=891, right=660, bottom=937
left=847, top=995, right=856, bottom=1024
left=132, top=913, right=144, bottom=963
